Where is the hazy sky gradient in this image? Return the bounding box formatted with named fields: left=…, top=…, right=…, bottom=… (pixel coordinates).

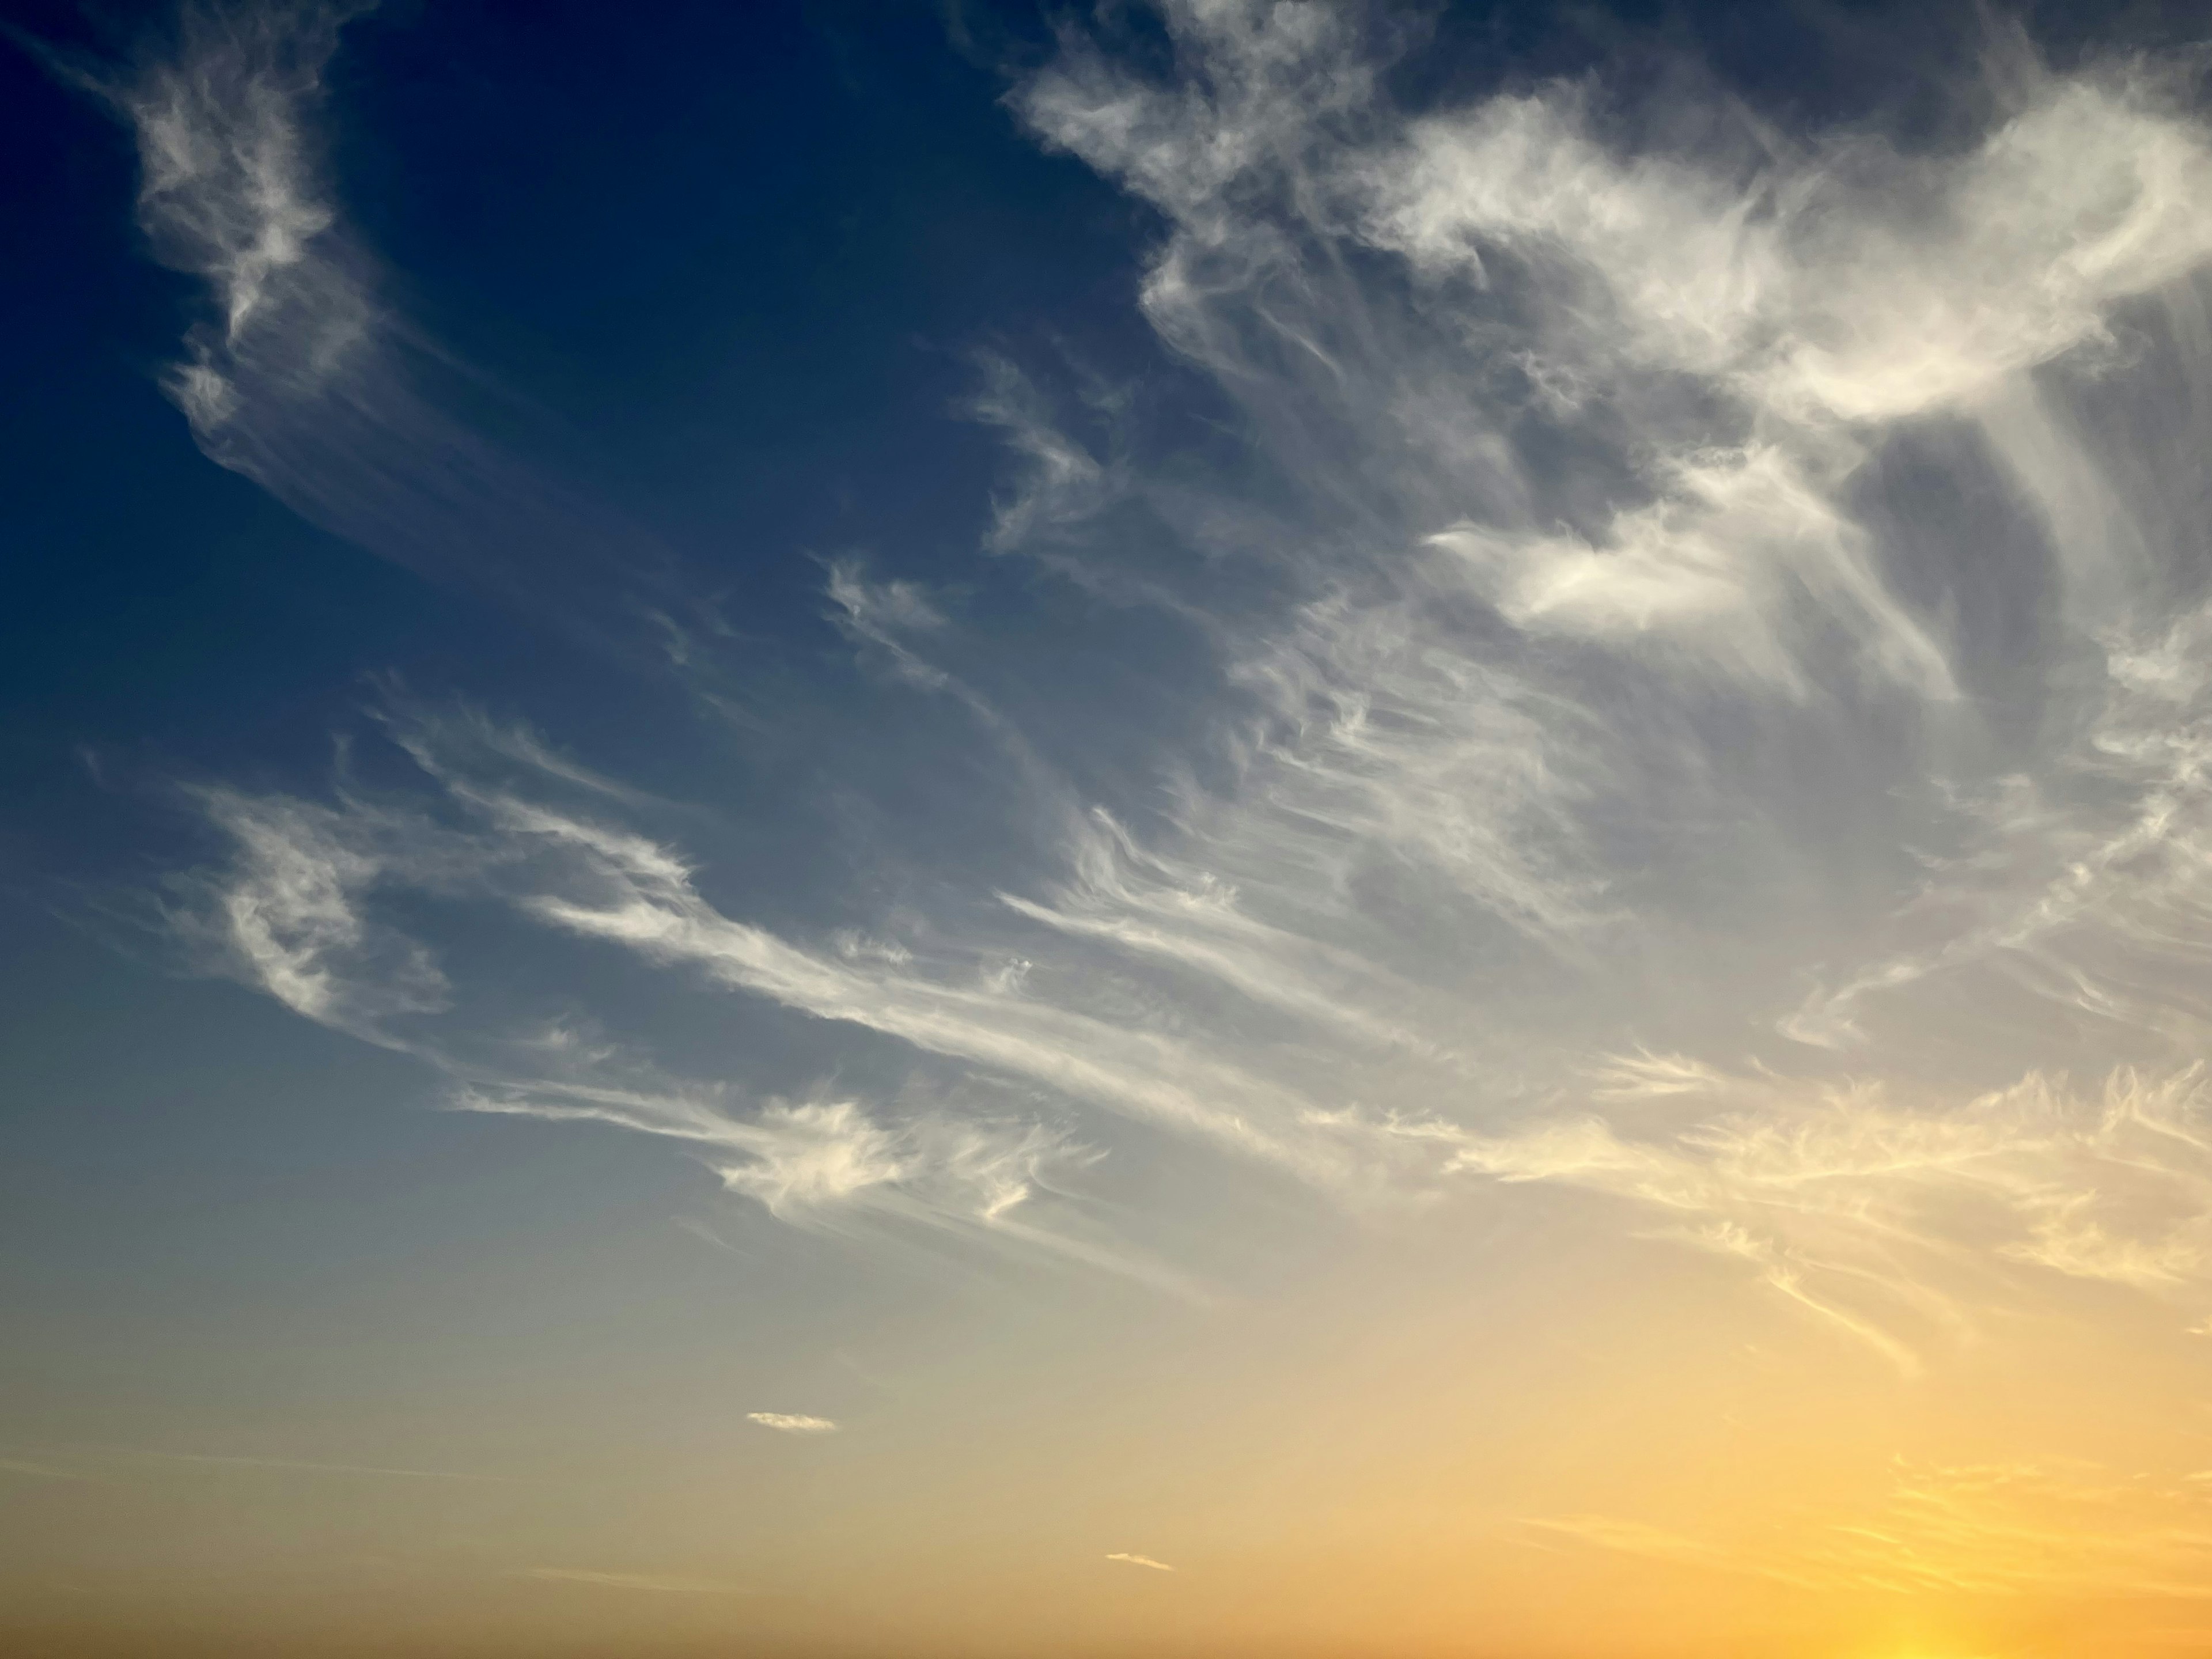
left=9, top=2, right=2212, bottom=1656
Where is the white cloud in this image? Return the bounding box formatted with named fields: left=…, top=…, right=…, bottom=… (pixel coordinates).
left=1785, top=600, right=2212, bottom=1054
left=169, top=708, right=1221, bottom=1296
left=961, top=352, right=1122, bottom=557
left=1428, top=444, right=1955, bottom=699
left=140, top=2, right=2212, bottom=1377
left=1385, top=1060, right=2212, bottom=1366
left=825, top=559, right=953, bottom=690
left=71, top=0, right=694, bottom=653
left=126, top=2, right=372, bottom=390
left=745, top=1413, right=838, bottom=1435
left=1105, top=1552, right=1175, bottom=1572
left=1362, top=66, right=2212, bottom=426
left=177, top=786, right=451, bottom=1042
left=99, top=1, right=374, bottom=456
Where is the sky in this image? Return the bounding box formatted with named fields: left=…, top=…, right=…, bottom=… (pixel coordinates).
left=7, top=1, right=2212, bottom=1655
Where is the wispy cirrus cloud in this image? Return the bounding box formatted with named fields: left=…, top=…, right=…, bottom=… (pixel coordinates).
left=963, top=350, right=1121, bottom=557
left=114, top=0, right=374, bottom=421
left=1345, top=1056, right=2212, bottom=1369
left=1785, top=601, right=2212, bottom=1055
left=124, top=0, right=2212, bottom=1389
left=169, top=784, right=453, bottom=1043
left=60, top=0, right=698, bottom=654
left=1104, top=1552, right=1175, bottom=1573
left=169, top=691, right=2212, bottom=1365
left=164, top=702, right=1203, bottom=1296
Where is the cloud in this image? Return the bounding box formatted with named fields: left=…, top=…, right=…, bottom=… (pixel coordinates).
left=166, top=709, right=1229, bottom=1298
left=1105, top=1552, right=1175, bottom=1572
left=745, top=1413, right=838, bottom=1435
left=1362, top=67, right=2212, bottom=425
left=1426, top=444, right=1954, bottom=699
left=172, top=786, right=453, bottom=1043
left=454, top=1083, right=1090, bottom=1236
left=963, top=351, right=1119, bottom=556
left=138, top=0, right=2212, bottom=1379
left=469, top=785, right=1355, bottom=1190
left=115, top=1, right=374, bottom=406
left=65, top=0, right=700, bottom=654
left=158, top=702, right=1199, bottom=1291
left=1372, top=1059, right=2212, bottom=1367
left=825, top=559, right=953, bottom=690
left=99, top=0, right=391, bottom=492
left=1785, top=601, right=2212, bottom=1054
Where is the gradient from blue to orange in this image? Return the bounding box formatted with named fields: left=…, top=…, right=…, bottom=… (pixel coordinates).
left=7, top=3, right=2212, bottom=1656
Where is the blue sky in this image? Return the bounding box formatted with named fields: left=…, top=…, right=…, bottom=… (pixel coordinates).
left=11, top=3, right=2212, bottom=1654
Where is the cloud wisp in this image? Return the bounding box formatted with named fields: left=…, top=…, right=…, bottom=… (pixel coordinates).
left=1347, top=1056, right=2212, bottom=1369
left=63, top=0, right=703, bottom=657
left=744, top=1414, right=839, bottom=1436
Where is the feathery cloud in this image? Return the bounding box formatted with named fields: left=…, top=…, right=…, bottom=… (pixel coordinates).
left=132, top=0, right=2212, bottom=1379
left=745, top=1414, right=838, bottom=1435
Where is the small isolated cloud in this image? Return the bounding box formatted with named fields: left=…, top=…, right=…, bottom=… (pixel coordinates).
left=518, top=1567, right=748, bottom=1595
left=747, top=1412, right=838, bottom=1435
left=1105, top=1552, right=1175, bottom=1572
